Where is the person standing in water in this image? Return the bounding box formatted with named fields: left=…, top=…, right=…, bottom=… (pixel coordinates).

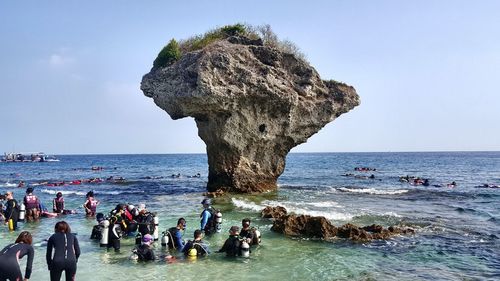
left=24, top=187, right=41, bottom=222
left=3, top=191, right=20, bottom=230
left=83, top=191, right=99, bottom=217
left=53, top=192, right=65, bottom=214
left=0, top=231, right=35, bottom=281
left=200, top=199, right=216, bottom=235
left=46, top=221, right=80, bottom=281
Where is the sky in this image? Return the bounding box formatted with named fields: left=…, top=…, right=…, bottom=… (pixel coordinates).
left=0, top=0, right=499, bottom=154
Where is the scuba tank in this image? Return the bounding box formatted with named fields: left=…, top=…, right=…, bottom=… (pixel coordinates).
left=153, top=215, right=159, bottom=241
left=215, top=210, right=222, bottom=233
left=161, top=232, right=169, bottom=247
left=135, top=233, right=142, bottom=245
left=187, top=248, right=197, bottom=260
left=100, top=219, right=110, bottom=247
left=19, top=203, right=26, bottom=222
left=8, top=219, right=14, bottom=231
left=253, top=228, right=262, bottom=245
left=240, top=240, right=250, bottom=258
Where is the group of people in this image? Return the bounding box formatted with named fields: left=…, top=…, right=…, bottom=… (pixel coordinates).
left=0, top=221, right=80, bottom=281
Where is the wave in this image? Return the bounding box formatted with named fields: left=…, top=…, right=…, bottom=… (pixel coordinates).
left=0, top=182, right=18, bottom=188
left=39, top=189, right=121, bottom=196
left=336, top=187, right=409, bottom=195
left=231, top=198, right=352, bottom=221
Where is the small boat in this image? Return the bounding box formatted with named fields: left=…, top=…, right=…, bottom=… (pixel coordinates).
left=1, top=152, right=59, bottom=162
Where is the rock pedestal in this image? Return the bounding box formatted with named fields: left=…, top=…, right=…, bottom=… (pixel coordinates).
left=141, top=36, right=360, bottom=193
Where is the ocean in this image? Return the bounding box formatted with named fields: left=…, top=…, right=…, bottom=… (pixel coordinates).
left=0, top=152, right=499, bottom=280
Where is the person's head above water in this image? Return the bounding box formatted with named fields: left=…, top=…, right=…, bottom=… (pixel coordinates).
left=56, top=192, right=63, bottom=198
left=177, top=218, right=186, bottom=230
left=194, top=229, right=203, bottom=239
left=242, top=218, right=251, bottom=228
left=142, top=234, right=153, bottom=244
left=229, top=226, right=240, bottom=235
left=26, top=187, right=34, bottom=194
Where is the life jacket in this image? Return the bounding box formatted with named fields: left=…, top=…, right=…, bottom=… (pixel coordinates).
left=53, top=197, right=64, bottom=212
left=124, top=209, right=133, bottom=222
left=24, top=195, right=39, bottom=209
left=86, top=198, right=98, bottom=212
left=200, top=207, right=216, bottom=233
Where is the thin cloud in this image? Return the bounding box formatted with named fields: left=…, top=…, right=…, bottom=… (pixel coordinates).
left=49, top=53, right=75, bottom=67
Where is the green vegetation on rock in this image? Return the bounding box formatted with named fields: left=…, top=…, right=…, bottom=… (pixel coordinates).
left=153, top=23, right=306, bottom=68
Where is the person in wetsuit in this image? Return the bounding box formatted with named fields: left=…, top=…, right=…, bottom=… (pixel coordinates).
left=46, top=221, right=80, bottom=281
left=218, top=226, right=242, bottom=257
left=108, top=205, right=126, bottom=252
left=239, top=218, right=255, bottom=244
left=167, top=218, right=186, bottom=251
left=0, top=231, right=34, bottom=281
left=133, top=234, right=155, bottom=261
left=200, top=198, right=216, bottom=235
left=183, top=229, right=210, bottom=257
left=3, top=191, right=19, bottom=230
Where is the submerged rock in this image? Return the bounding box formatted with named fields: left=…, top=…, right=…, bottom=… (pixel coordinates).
left=141, top=33, right=359, bottom=193
left=264, top=206, right=414, bottom=241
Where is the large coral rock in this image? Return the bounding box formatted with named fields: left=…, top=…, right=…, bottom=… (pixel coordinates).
left=271, top=214, right=338, bottom=239
left=261, top=206, right=288, bottom=220
left=141, top=36, right=360, bottom=193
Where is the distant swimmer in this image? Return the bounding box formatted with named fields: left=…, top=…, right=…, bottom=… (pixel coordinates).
left=475, top=184, right=499, bottom=189
left=170, top=173, right=181, bottom=178
left=447, top=181, right=457, bottom=188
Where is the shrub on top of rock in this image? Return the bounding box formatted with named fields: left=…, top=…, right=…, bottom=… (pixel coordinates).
left=153, top=39, right=181, bottom=68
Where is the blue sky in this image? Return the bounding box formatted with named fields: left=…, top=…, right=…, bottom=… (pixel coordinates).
left=0, top=0, right=499, bottom=154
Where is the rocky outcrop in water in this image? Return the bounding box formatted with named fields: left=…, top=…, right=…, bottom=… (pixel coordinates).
left=141, top=35, right=359, bottom=193
left=264, top=206, right=414, bottom=241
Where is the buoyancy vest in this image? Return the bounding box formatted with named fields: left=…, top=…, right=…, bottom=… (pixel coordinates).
left=24, top=195, right=39, bottom=209
left=167, top=227, right=180, bottom=249
left=86, top=198, right=98, bottom=212
left=200, top=207, right=215, bottom=232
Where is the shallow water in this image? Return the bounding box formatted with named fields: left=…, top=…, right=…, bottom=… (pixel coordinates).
left=0, top=152, right=499, bottom=280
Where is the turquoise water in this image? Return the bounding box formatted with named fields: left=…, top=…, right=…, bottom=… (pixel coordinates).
left=1, top=152, right=499, bottom=280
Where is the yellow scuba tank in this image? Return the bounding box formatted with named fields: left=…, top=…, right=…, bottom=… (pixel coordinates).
left=188, top=248, right=197, bottom=257
left=8, top=219, right=14, bottom=231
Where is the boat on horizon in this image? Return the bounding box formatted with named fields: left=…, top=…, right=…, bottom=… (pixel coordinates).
left=1, top=152, right=60, bottom=162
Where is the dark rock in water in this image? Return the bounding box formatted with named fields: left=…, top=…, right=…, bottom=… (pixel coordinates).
left=261, top=206, right=288, bottom=219
left=271, top=214, right=337, bottom=239
left=141, top=32, right=360, bottom=193
left=265, top=207, right=414, bottom=241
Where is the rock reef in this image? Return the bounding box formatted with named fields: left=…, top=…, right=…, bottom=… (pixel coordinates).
left=264, top=206, right=414, bottom=241
left=141, top=34, right=360, bottom=193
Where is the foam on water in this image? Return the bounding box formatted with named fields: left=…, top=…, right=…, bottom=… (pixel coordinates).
left=336, top=187, right=409, bottom=195
left=0, top=182, right=17, bottom=188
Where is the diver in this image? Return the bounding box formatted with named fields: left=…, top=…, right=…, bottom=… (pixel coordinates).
left=183, top=229, right=210, bottom=257
left=137, top=204, right=155, bottom=236
left=0, top=231, right=34, bottom=281
left=167, top=218, right=186, bottom=252
left=53, top=192, right=65, bottom=213
left=200, top=198, right=216, bottom=235
left=107, top=205, right=126, bottom=252
left=132, top=234, right=156, bottom=261
left=83, top=191, right=100, bottom=217
left=239, top=218, right=256, bottom=244
left=90, top=213, right=105, bottom=240
left=24, top=187, right=41, bottom=222
left=46, top=221, right=80, bottom=281
left=4, top=191, right=20, bottom=230
left=218, top=226, right=242, bottom=257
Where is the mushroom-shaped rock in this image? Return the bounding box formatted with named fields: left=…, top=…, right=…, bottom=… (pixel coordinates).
left=141, top=35, right=360, bottom=193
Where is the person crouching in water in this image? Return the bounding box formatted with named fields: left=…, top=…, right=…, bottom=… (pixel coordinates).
left=46, top=221, right=80, bottom=281
left=53, top=192, right=65, bottom=214
left=83, top=191, right=99, bottom=217
left=218, top=226, right=242, bottom=257
left=24, top=187, right=41, bottom=222
left=183, top=229, right=210, bottom=258
left=0, top=231, right=34, bottom=281
left=167, top=218, right=186, bottom=252
left=133, top=234, right=155, bottom=261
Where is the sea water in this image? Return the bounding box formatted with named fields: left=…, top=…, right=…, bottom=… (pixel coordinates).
left=0, top=152, right=499, bottom=280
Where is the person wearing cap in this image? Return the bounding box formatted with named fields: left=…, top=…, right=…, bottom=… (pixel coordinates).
left=52, top=192, right=65, bottom=214
left=218, top=226, right=242, bottom=257
left=133, top=234, right=155, bottom=261
left=167, top=218, right=186, bottom=252
left=24, top=187, right=41, bottom=222
left=90, top=213, right=105, bottom=240
left=3, top=191, right=20, bottom=230
left=200, top=198, right=216, bottom=235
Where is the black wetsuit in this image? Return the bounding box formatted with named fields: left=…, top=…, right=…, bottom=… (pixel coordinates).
left=0, top=243, right=34, bottom=281
left=90, top=224, right=103, bottom=240
left=4, top=199, right=19, bottom=230
left=183, top=240, right=210, bottom=256
left=240, top=228, right=255, bottom=243
left=218, top=235, right=241, bottom=257
left=134, top=244, right=155, bottom=261
left=46, top=232, right=80, bottom=281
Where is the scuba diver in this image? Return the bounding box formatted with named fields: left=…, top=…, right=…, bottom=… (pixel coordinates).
left=53, top=192, right=65, bottom=214
left=24, top=187, right=41, bottom=222
left=90, top=213, right=105, bottom=240
left=132, top=234, right=155, bottom=261
left=167, top=218, right=186, bottom=251
left=46, top=221, right=80, bottom=281
left=218, top=226, right=243, bottom=257
left=0, top=231, right=34, bottom=281
left=137, top=205, right=155, bottom=236
left=4, top=191, right=20, bottom=230
left=107, top=205, right=126, bottom=252
left=83, top=191, right=100, bottom=217
left=183, top=229, right=210, bottom=257
left=200, top=198, right=220, bottom=235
